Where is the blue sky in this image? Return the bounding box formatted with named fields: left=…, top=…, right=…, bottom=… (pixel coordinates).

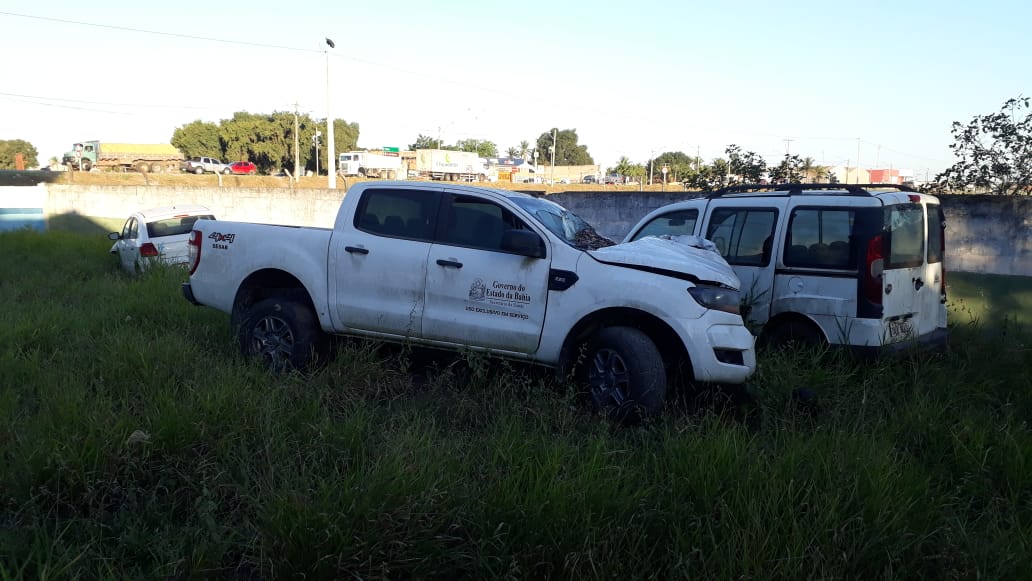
left=1, top=0, right=1028, bottom=176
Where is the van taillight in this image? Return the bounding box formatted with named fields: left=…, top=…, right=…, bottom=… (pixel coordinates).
left=187, top=230, right=202, bottom=275
left=139, top=243, right=159, bottom=257
left=864, top=233, right=885, bottom=305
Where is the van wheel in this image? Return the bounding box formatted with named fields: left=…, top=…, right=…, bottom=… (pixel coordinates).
left=238, top=297, right=327, bottom=372
left=582, top=327, right=667, bottom=423
left=763, top=319, right=823, bottom=350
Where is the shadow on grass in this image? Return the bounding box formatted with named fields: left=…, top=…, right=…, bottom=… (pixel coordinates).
left=46, top=212, right=124, bottom=237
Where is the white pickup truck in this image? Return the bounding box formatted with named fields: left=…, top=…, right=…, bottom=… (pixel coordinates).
left=181, top=182, right=756, bottom=420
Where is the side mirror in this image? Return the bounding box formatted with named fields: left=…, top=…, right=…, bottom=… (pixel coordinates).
left=108, top=232, right=121, bottom=241
left=501, top=229, right=545, bottom=258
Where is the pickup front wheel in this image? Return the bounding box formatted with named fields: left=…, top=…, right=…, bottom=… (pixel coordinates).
left=582, top=327, right=667, bottom=423
left=238, top=297, right=327, bottom=372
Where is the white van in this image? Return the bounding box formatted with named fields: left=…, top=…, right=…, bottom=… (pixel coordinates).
left=623, top=183, right=948, bottom=354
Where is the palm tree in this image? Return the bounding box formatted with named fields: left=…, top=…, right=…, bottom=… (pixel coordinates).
left=801, top=157, right=816, bottom=182
left=518, top=140, right=530, bottom=159
left=506, top=147, right=518, bottom=158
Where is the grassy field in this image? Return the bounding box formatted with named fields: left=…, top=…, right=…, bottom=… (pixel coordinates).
left=1, top=229, right=1030, bottom=579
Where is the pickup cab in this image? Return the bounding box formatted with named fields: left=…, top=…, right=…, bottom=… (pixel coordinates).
left=180, top=156, right=229, bottom=175
left=182, top=182, right=757, bottom=421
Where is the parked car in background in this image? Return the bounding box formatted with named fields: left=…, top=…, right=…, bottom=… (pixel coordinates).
left=109, top=205, right=216, bottom=274
left=583, top=175, right=597, bottom=184
left=180, top=157, right=229, bottom=175
left=228, top=161, right=257, bottom=175
left=623, top=183, right=948, bottom=354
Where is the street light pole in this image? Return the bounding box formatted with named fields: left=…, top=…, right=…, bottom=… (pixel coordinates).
left=325, top=37, right=336, bottom=189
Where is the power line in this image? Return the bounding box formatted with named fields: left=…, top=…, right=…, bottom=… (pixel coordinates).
left=0, top=11, right=319, bottom=53
left=0, top=95, right=128, bottom=115
left=0, top=92, right=220, bottom=110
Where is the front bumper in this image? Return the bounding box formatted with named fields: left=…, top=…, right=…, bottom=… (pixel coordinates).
left=678, top=320, right=757, bottom=384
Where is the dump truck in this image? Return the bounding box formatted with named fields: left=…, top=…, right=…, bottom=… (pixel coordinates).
left=62, top=141, right=184, bottom=173
left=414, top=149, right=489, bottom=182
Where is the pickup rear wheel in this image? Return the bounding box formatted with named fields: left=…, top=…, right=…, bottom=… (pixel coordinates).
left=582, top=326, right=667, bottom=424
left=238, top=297, right=327, bottom=372
left=194, top=166, right=204, bottom=175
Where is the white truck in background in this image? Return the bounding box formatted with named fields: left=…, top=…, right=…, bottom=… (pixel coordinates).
left=415, top=149, right=490, bottom=182
left=338, top=151, right=403, bottom=179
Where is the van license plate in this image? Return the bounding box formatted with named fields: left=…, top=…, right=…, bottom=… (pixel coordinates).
left=888, top=319, right=914, bottom=341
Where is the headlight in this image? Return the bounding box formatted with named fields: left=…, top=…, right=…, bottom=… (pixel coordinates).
left=687, top=285, right=741, bottom=315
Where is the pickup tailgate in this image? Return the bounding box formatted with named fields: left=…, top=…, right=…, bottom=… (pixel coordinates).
left=187, top=219, right=334, bottom=317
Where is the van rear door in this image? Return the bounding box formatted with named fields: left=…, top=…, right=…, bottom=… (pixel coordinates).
left=881, top=200, right=934, bottom=343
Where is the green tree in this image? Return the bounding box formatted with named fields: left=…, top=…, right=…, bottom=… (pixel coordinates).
left=0, top=139, right=39, bottom=169
left=725, top=144, right=767, bottom=183
left=535, top=128, right=595, bottom=166
left=769, top=154, right=805, bottom=184
left=683, top=158, right=728, bottom=191
left=506, top=146, right=518, bottom=158
left=409, top=134, right=443, bottom=150
left=649, top=151, right=695, bottom=183
left=519, top=140, right=530, bottom=159
left=171, top=120, right=222, bottom=160
left=455, top=138, right=498, bottom=158
left=937, top=96, right=1032, bottom=194
left=608, top=156, right=645, bottom=181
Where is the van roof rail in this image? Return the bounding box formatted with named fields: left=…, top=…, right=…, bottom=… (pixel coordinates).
left=709, top=183, right=918, bottom=198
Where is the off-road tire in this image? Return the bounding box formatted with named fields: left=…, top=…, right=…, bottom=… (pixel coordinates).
left=581, top=326, right=667, bottom=424
left=237, top=297, right=327, bottom=372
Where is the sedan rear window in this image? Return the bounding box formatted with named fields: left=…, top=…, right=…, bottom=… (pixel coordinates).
left=147, top=215, right=215, bottom=238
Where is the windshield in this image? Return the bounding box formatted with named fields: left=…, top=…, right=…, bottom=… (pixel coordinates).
left=510, top=196, right=615, bottom=250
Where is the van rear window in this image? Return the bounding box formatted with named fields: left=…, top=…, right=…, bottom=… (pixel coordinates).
left=887, top=204, right=925, bottom=269
left=927, top=206, right=944, bottom=264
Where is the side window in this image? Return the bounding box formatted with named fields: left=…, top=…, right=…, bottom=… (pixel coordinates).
left=785, top=208, right=856, bottom=269
left=355, top=188, right=438, bottom=241
left=927, top=205, right=944, bottom=264
left=128, top=218, right=139, bottom=240
left=887, top=204, right=925, bottom=268
left=439, top=195, right=528, bottom=252
left=120, top=218, right=133, bottom=239
left=706, top=208, right=777, bottom=266
left=630, top=209, right=698, bottom=241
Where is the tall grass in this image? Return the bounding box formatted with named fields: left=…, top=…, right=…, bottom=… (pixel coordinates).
left=1, top=228, right=1030, bottom=579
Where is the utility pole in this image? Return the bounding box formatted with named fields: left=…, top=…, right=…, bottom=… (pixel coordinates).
left=550, top=128, right=556, bottom=185
left=783, top=138, right=794, bottom=156
left=649, top=150, right=654, bottom=186
left=293, top=102, right=300, bottom=183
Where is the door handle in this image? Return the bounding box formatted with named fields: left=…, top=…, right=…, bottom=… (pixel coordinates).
left=912, top=277, right=924, bottom=290
left=436, top=259, right=463, bottom=269
left=345, top=246, right=369, bottom=255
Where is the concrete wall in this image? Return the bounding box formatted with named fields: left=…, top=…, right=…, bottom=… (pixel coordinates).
left=44, top=184, right=348, bottom=229
left=938, top=195, right=1032, bottom=276
left=29, top=184, right=1032, bottom=277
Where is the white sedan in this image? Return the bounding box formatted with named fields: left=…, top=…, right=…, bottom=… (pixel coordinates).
left=108, top=205, right=216, bottom=274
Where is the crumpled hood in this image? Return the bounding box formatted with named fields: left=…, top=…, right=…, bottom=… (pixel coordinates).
left=587, top=235, right=740, bottom=289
